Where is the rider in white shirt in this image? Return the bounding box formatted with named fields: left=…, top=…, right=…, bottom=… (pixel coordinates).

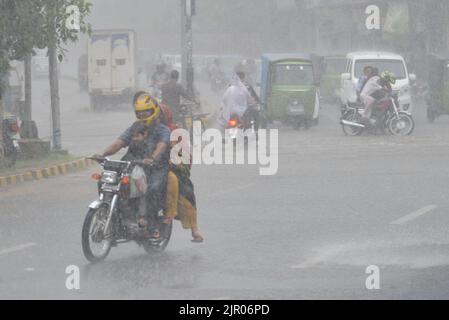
left=360, top=68, right=382, bottom=121
left=218, top=71, right=254, bottom=129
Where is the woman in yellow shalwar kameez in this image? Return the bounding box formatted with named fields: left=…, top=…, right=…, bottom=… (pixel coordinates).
left=164, top=162, right=204, bottom=242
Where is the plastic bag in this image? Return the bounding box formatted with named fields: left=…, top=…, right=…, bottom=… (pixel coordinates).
left=129, top=165, right=148, bottom=198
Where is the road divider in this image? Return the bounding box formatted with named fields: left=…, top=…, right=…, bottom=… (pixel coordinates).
left=0, top=158, right=96, bottom=188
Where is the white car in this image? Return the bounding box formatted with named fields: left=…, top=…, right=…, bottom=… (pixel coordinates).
left=340, top=51, right=416, bottom=113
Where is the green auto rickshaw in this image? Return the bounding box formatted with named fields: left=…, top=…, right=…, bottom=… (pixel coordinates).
left=426, top=53, right=449, bottom=122
left=260, top=53, right=320, bottom=129
left=320, top=55, right=346, bottom=103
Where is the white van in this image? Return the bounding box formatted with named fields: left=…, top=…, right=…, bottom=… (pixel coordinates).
left=340, top=52, right=416, bottom=113
left=88, top=29, right=137, bottom=110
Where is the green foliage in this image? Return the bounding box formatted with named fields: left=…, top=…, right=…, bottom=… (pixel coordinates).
left=38, top=0, right=92, bottom=51
left=0, top=0, right=44, bottom=90
left=0, top=0, right=91, bottom=84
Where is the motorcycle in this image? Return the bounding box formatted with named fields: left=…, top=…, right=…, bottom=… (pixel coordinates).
left=177, top=102, right=209, bottom=142
left=225, top=107, right=259, bottom=146
left=340, top=93, right=414, bottom=136
left=210, top=74, right=227, bottom=93
left=0, top=115, right=20, bottom=168
left=82, top=157, right=172, bottom=263
left=148, top=85, right=162, bottom=103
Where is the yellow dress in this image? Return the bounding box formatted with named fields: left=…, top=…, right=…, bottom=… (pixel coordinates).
left=165, top=171, right=198, bottom=230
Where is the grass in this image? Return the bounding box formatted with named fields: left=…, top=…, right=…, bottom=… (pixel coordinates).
left=0, top=153, right=81, bottom=176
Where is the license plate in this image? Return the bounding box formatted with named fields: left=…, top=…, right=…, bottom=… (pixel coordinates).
left=288, top=107, right=304, bottom=116
left=289, top=105, right=304, bottom=112
left=228, top=128, right=238, bottom=139
left=13, top=140, right=19, bottom=148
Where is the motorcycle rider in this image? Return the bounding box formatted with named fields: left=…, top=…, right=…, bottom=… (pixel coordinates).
left=151, top=62, right=170, bottom=88
left=237, top=70, right=262, bottom=130
left=93, top=94, right=171, bottom=239
left=157, top=99, right=204, bottom=242
left=361, top=69, right=396, bottom=124
left=161, top=70, right=198, bottom=123
left=209, top=58, right=226, bottom=91
left=378, top=71, right=395, bottom=95
left=218, top=71, right=255, bottom=130
left=121, top=122, right=152, bottom=224
left=356, top=66, right=373, bottom=102
left=360, top=67, right=382, bottom=122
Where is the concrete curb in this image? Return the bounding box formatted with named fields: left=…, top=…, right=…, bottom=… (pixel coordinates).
left=0, top=158, right=96, bottom=188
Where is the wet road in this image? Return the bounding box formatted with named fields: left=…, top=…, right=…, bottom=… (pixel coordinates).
left=1, top=78, right=449, bottom=299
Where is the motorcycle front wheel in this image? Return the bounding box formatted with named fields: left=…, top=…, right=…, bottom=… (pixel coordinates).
left=388, top=112, right=414, bottom=136
left=82, top=206, right=113, bottom=263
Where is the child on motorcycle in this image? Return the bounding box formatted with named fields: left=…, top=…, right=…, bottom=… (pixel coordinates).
left=121, top=122, right=154, bottom=230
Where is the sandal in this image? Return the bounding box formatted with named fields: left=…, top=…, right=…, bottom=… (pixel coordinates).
left=151, top=230, right=161, bottom=240
left=191, top=235, right=204, bottom=243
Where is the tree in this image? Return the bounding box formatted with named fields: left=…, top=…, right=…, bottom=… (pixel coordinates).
left=38, top=0, right=91, bottom=150
left=0, top=0, right=45, bottom=144
left=0, top=0, right=90, bottom=153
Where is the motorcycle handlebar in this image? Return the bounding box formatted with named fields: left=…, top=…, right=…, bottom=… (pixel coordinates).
left=181, top=101, right=200, bottom=107
left=88, top=156, right=107, bottom=163
left=88, top=157, right=153, bottom=167
left=132, top=160, right=154, bottom=167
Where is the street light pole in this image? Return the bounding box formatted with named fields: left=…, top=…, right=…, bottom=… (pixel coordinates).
left=181, top=0, right=195, bottom=97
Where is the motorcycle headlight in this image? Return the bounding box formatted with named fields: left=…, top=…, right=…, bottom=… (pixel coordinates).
left=101, top=171, right=118, bottom=184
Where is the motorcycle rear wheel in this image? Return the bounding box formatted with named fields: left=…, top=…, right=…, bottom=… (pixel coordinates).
left=341, top=112, right=363, bottom=136
left=82, top=207, right=113, bottom=263
left=143, top=220, right=173, bottom=254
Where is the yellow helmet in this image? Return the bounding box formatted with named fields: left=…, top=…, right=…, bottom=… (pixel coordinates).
left=134, top=93, right=161, bottom=127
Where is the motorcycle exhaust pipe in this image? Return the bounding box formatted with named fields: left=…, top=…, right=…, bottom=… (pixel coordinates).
left=340, top=119, right=366, bottom=128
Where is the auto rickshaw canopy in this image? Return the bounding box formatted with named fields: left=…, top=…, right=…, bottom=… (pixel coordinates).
left=260, top=53, right=314, bottom=106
